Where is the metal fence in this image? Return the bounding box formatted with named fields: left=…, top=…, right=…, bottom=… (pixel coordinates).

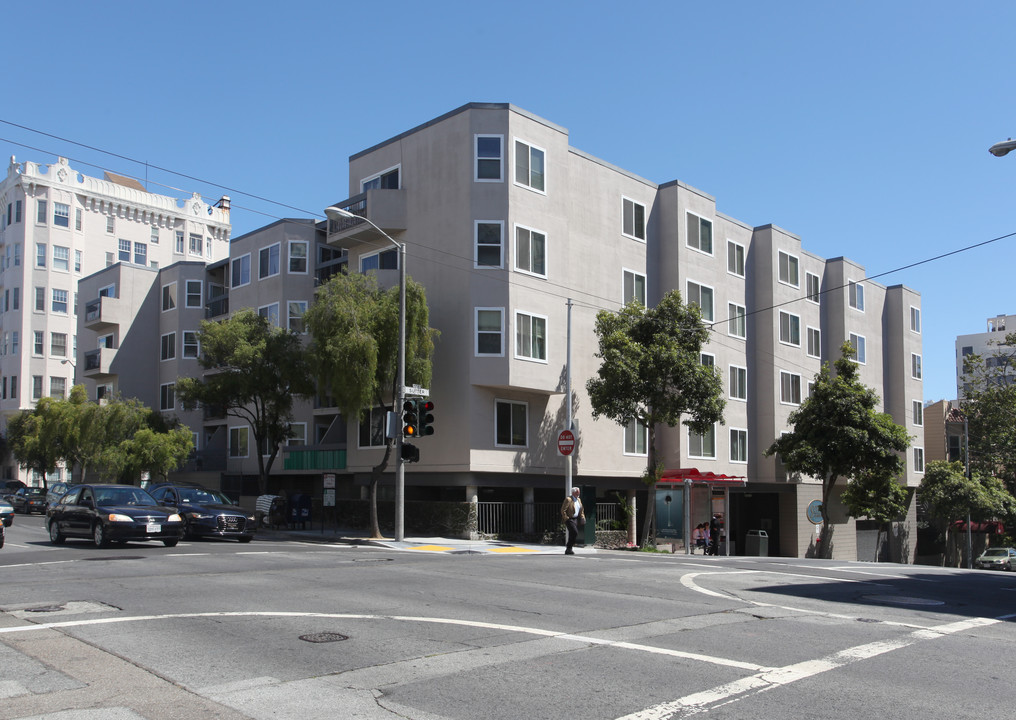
left=475, top=502, right=621, bottom=536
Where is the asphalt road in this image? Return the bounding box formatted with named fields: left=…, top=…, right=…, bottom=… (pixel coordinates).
left=1, top=513, right=1014, bottom=720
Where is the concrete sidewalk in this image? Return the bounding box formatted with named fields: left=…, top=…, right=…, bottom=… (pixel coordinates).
left=258, top=527, right=596, bottom=555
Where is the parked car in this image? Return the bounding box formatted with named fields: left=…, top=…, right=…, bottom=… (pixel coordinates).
left=46, top=482, right=71, bottom=508
left=0, top=480, right=26, bottom=502
left=974, top=547, right=1016, bottom=571
left=148, top=484, right=256, bottom=543
left=10, top=487, right=48, bottom=514
left=0, top=499, right=14, bottom=527
left=47, top=484, right=184, bottom=548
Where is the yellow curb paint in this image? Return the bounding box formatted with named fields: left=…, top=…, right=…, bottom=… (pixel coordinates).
left=408, top=545, right=455, bottom=552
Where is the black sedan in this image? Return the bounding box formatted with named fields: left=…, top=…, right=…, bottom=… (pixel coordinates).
left=47, top=484, right=184, bottom=548
left=149, top=484, right=256, bottom=542
left=10, top=487, right=48, bottom=514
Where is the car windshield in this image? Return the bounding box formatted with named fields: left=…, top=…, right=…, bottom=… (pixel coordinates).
left=983, top=548, right=1009, bottom=557
left=177, top=488, right=233, bottom=505
left=25, top=489, right=45, bottom=496
left=93, top=488, right=158, bottom=507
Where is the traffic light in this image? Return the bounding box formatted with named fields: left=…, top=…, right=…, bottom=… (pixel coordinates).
left=402, top=399, right=419, bottom=438
left=401, top=442, right=420, bottom=463
left=419, top=400, right=435, bottom=436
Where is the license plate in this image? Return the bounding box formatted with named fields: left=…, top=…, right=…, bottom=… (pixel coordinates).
left=146, top=523, right=161, bottom=533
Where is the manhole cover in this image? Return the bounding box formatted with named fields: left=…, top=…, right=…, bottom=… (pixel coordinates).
left=299, top=632, right=349, bottom=643
left=25, top=605, right=65, bottom=613
left=83, top=556, right=145, bottom=561
left=862, top=594, right=945, bottom=606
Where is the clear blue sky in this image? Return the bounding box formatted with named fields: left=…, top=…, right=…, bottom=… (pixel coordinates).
left=3, top=0, right=1015, bottom=403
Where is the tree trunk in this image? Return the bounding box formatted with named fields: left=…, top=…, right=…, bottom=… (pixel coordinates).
left=368, top=473, right=381, bottom=539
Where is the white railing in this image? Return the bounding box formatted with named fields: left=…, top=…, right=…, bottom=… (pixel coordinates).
left=475, top=502, right=621, bottom=535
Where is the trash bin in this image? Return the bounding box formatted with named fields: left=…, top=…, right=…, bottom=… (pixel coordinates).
left=746, top=529, right=768, bottom=556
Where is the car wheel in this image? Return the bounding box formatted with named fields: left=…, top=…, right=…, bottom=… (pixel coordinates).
left=237, top=536, right=253, bottom=543
left=49, top=521, right=65, bottom=545
left=163, top=538, right=179, bottom=548
left=92, top=522, right=109, bottom=548
left=0, top=533, right=4, bottom=549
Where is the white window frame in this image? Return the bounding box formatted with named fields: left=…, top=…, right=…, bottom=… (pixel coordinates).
left=287, top=422, right=308, bottom=447
left=52, top=289, right=68, bottom=314
left=231, top=254, right=251, bottom=288
left=621, top=196, right=647, bottom=242
left=729, top=365, right=747, bottom=401
left=494, top=399, right=528, bottom=448
left=686, top=211, right=713, bottom=255
left=513, top=138, right=546, bottom=194
left=849, top=332, right=867, bottom=364
left=160, top=332, right=176, bottom=361
left=807, top=326, right=821, bottom=358
left=728, top=303, right=746, bottom=339
left=53, top=202, right=70, bottom=227
left=36, top=243, right=46, bottom=268
left=175, top=231, right=185, bottom=254
left=778, top=251, right=800, bottom=288
left=476, top=308, right=504, bottom=357
left=515, top=310, right=548, bottom=363
left=189, top=233, right=202, bottom=256
left=623, top=268, right=646, bottom=306
left=474, top=134, right=504, bottom=182
left=727, top=240, right=745, bottom=277
left=288, top=301, right=308, bottom=334
left=162, top=283, right=176, bottom=312
left=913, top=399, right=924, bottom=427
left=474, top=220, right=503, bottom=269
left=360, top=165, right=401, bottom=192
left=514, top=223, right=547, bottom=278
left=183, top=331, right=200, bottom=359
left=912, top=353, right=923, bottom=380
left=806, top=272, right=821, bottom=304
left=185, top=280, right=202, bottom=308
left=780, top=371, right=802, bottom=405
left=910, top=306, right=921, bottom=334
left=133, top=241, right=147, bottom=266
left=357, top=407, right=387, bottom=449
left=687, top=280, right=714, bottom=322
left=288, top=240, right=309, bottom=274
left=913, top=447, right=925, bottom=473
left=688, top=423, right=716, bottom=459
left=160, top=382, right=175, bottom=411
left=849, top=280, right=865, bottom=312
left=259, top=242, right=281, bottom=279
left=359, top=248, right=398, bottom=273
left=229, top=426, right=249, bottom=458
left=53, top=245, right=69, bottom=271
left=258, top=302, right=280, bottom=327
left=624, top=418, right=648, bottom=456
left=729, top=428, right=748, bottom=464
left=779, top=311, right=801, bottom=347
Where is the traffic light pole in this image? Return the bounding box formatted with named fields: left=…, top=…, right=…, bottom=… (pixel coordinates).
left=395, top=241, right=407, bottom=542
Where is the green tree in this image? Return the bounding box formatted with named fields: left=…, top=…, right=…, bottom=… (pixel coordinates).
left=304, top=271, right=436, bottom=539
left=840, top=469, right=909, bottom=561
left=176, top=309, right=315, bottom=495
left=959, top=331, right=1016, bottom=497
left=765, top=343, right=911, bottom=559
left=586, top=291, right=725, bottom=546
left=6, top=399, right=63, bottom=487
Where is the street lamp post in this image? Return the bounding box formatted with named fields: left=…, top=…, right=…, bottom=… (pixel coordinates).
left=324, top=206, right=407, bottom=541
left=989, top=138, right=1016, bottom=157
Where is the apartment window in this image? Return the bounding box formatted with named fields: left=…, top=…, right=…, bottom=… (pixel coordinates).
left=162, top=283, right=176, bottom=311
left=98, top=333, right=114, bottom=349
left=35, top=287, right=45, bottom=312
left=807, top=327, right=821, bottom=358
left=911, top=306, right=921, bottom=333
left=258, top=303, right=280, bottom=327
left=700, top=352, right=714, bottom=368
left=34, top=331, right=44, bottom=355
left=105, top=252, right=114, bottom=267
left=183, top=331, right=199, bottom=358
left=730, top=428, right=748, bottom=463
left=780, top=371, right=802, bottom=405
left=729, top=365, right=747, bottom=401
left=495, top=399, right=528, bottom=447
left=289, top=241, right=308, bottom=273
left=623, top=269, right=646, bottom=306
left=913, top=400, right=924, bottom=427
left=849, top=333, right=867, bottom=364
left=689, top=424, right=716, bottom=459
left=288, top=301, right=308, bottom=333
left=776, top=251, right=800, bottom=287
left=231, top=254, right=251, bottom=288
left=515, top=225, right=547, bottom=276
left=189, top=233, right=202, bottom=255
left=476, top=308, right=504, bottom=356
left=624, top=418, right=648, bottom=455
left=50, top=377, right=66, bottom=399
left=514, top=140, right=545, bottom=192
left=186, top=280, right=202, bottom=308
left=11, top=331, right=18, bottom=354
left=99, top=284, right=116, bottom=298
left=475, top=135, right=503, bottom=181
left=475, top=221, right=503, bottom=268
left=52, top=289, right=68, bottom=313
left=37, top=200, right=47, bottom=224
left=622, top=197, right=646, bottom=241
left=133, top=242, right=147, bottom=266
left=687, top=281, right=714, bottom=322
left=50, top=333, right=66, bottom=357
left=106, top=216, right=114, bottom=234
left=806, top=272, right=820, bottom=303
left=357, top=407, right=387, bottom=448
left=74, top=249, right=82, bottom=272
left=205, top=237, right=212, bottom=258
left=229, top=426, right=249, bottom=457
left=36, top=243, right=46, bottom=268
left=118, top=239, right=130, bottom=262
left=849, top=281, right=865, bottom=311
left=779, top=311, right=801, bottom=346
left=912, top=353, right=923, bottom=380
left=32, top=376, right=43, bottom=400
left=75, top=208, right=82, bottom=230
left=727, top=240, right=745, bottom=277
left=53, top=202, right=70, bottom=227
left=515, top=311, right=547, bottom=361
left=161, top=332, right=176, bottom=361
left=687, top=212, right=713, bottom=254
left=15, top=200, right=22, bottom=223
left=259, top=243, right=281, bottom=279
left=288, top=423, right=307, bottom=447
left=160, top=383, right=175, bottom=411
left=913, top=447, right=925, bottom=473
left=727, top=303, right=746, bottom=338
left=361, top=166, right=400, bottom=191
left=13, top=244, right=20, bottom=266
left=9, top=375, right=15, bottom=399
left=151, top=226, right=160, bottom=244
left=360, top=248, right=398, bottom=273
left=175, top=231, right=185, bottom=254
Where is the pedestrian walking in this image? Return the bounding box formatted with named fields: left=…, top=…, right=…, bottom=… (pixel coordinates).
left=560, top=487, right=585, bottom=555
left=709, top=514, right=721, bottom=555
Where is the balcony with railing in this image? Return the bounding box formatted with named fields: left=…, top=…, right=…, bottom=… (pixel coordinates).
left=325, top=189, right=406, bottom=246
left=84, top=296, right=127, bottom=331
left=206, top=290, right=229, bottom=319
left=82, top=348, right=116, bottom=380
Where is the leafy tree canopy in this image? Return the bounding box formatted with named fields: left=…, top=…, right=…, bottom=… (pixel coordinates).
left=960, top=331, right=1016, bottom=497
left=917, top=460, right=1014, bottom=523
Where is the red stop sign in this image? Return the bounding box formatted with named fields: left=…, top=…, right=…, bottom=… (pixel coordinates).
left=558, top=430, right=575, bottom=456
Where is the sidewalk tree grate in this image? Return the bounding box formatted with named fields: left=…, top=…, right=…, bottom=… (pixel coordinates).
left=299, top=632, right=349, bottom=643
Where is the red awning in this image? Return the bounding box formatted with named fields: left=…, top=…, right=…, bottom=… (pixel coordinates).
left=950, top=520, right=1005, bottom=534
left=659, top=468, right=747, bottom=485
